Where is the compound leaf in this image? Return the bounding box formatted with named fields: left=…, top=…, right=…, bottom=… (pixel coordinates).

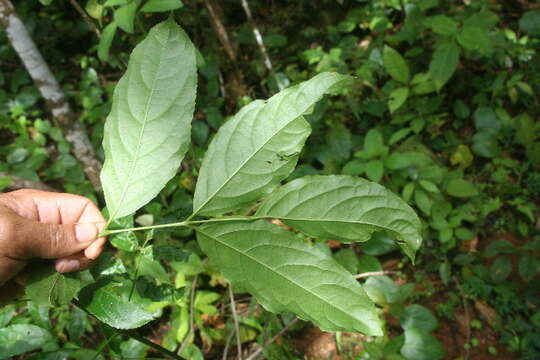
left=101, top=19, right=197, bottom=221
left=193, top=72, right=349, bottom=217
left=256, top=175, right=422, bottom=260
left=196, top=220, right=382, bottom=335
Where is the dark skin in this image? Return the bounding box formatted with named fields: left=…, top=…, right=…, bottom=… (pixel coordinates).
left=0, top=189, right=107, bottom=288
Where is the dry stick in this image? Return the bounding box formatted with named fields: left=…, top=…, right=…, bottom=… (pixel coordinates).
left=239, top=0, right=281, bottom=90
left=454, top=276, right=471, bottom=360
left=204, top=0, right=237, bottom=63
left=222, top=328, right=235, bottom=360
left=0, top=0, right=103, bottom=192
left=68, top=0, right=101, bottom=38
left=245, top=318, right=298, bottom=360
left=229, top=284, right=243, bottom=360
left=178, top=274, right=199, bottom=355
left=0, top=172, right=57, bottom=192
left=203, top=0, right=247, bottom=99
left=354, top=270, right=397, bottom=279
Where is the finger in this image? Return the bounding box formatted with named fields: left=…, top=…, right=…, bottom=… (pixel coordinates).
left=0, top=189, right=106, bottom=226
left=14, top=217, right=99, bottom=259
left=84, top=235, right=107, bottom=260
left=55, top=251, right=94, bottom=273
left=0, top=256, right=26, bottom=287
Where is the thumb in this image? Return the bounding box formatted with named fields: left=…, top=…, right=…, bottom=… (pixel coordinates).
left=16, top=218, right=99, bottom=259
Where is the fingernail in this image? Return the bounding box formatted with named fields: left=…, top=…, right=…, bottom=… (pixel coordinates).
left=75, top=223, right=97, bottom=243
left=58, top=259, right=79, bottom=273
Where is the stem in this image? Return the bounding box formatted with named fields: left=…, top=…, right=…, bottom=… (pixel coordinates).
left=229, top=284, right=243, bottom=360
left=100, top=216, right=269, bottom=237
left=178, top=274, right=199, bottom=355
left=245, top=318, right=298, bottom=360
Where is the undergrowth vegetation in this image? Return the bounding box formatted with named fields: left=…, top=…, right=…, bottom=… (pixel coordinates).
left=0, top=0, right=539, bottom=359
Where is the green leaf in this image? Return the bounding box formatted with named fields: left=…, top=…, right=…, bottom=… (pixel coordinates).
left=357, top=129, right=387, bottom=159
left=110, top=231, right=138, bottom=251
left=141, top=0, right=183, bottom=12
left=114, top=0, right=141, bottom=33
left=385, top=152, right=415, bottom=170
left=427, top=15, right=458, bottom=35
left=196, top=220, right=382, bottom=335
left=101, top=19, right=197, bottom=221
left=401, top=328, right=444, bottom=360
left=365, top=159, right=384, bottom=182
left=334, top=249, right=359, bottom=274
left=98, top=22, right=117, bottom=62
left=361, top=232, right=399, bottom=256
left=446, top=178, right=478, bottom=198
left=429, top=41, right=459, bottom=91
left=519, top=254, right=539, bottom=281
left=193, top=73, right=348, bottom=216
left=357, top=255, right=382, bottom=273
left=388, top=87, right=409, bottom=113
left=519, top=10, right=540, bottom=35
left=0, top=324, right=54, bottom=358
left=256, top=175, right=422, bottom=260
left=490, top=256, right=512, bottom=283
left=473, top=107, right=500, bottom=132
left=414, top=188, right=431, bottom=216
left=86, top=0, right=103, bottom=20
left=78, top=277, right=156, bottom=329
left=419, top=180, right=439, bottom=193
left=472, top=130, right=500, bottom=158
left=400, top=304, right=438, bottom=332
left=363, top=276, right=400, bottom=305
left=383, top=46, right=410, bottom=83
left=457, top=26, right=492, bottom=55
left=26, top=264, right=82, bottom=307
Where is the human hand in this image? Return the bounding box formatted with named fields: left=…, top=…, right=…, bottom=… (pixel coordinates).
left=0, top=189, right=107, bottom=286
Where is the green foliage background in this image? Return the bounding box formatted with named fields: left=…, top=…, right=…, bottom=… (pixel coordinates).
left=0, top=0, right=539, bottom=359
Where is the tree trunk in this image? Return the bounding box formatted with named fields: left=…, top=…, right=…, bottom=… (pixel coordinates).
left=0, top=0, right=102, bottom=192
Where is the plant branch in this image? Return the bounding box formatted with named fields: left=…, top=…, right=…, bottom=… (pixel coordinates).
left=245, top=318, right=298, bottom=360
left=203, top=0, right=248, bottom=99
left=354, top=270, right=397, bottom=279
left=239, top=0, right=282, bottom=89
left=100, top=216, right=268, bottom=236
left=229, top=284, right=243, bottom=360
left=72, top=299, right=185, bottom=360
left=178, top=274, right=199, bottom=356
left=0, top=0, right=103, bottom=192
left=68, top=0, right=101, bottom=38
left=454, top=276, right=470, bottom=360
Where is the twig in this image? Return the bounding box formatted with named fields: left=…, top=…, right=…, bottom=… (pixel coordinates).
left=204, top=0, right=237, bottom=63
left=222, top=329, right=235, bottom=360
left=239, top=0, right=282, bottom=89
left=178, top=274, right=199, bottom=355
left=203, top=0, right=247, bottom=99
left=72, top=299, right=185, bottom=360
left=0, top=172, right=57, bottom=192
left=245, top=318, right=298, bottom=360
left=454, top=276, right=470, bottom=360
left=0, top=0, right=103, bottom=192
left=354, top=270, right=397, bottom=279
left=68, top=0, right=101, bottom=38
left=229, top=284, right=243, bottom=360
